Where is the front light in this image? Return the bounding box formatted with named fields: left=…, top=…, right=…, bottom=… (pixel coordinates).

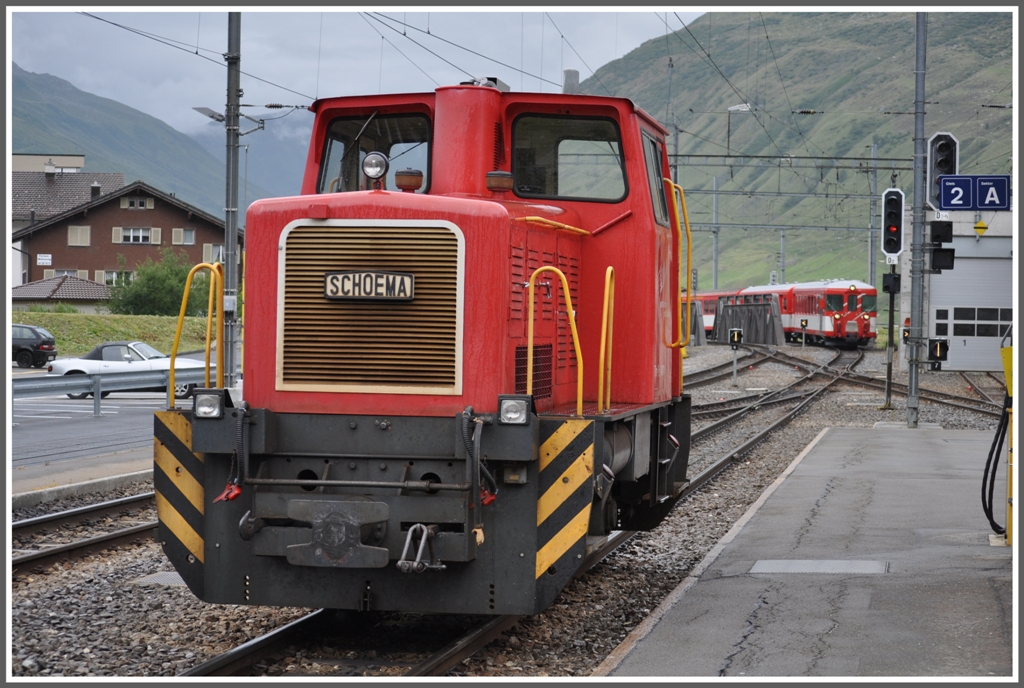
left=499, top=398, right=529, bottom=424
left=834, top=313, right=841, bottom=320
left=193, top=391, right=224, bottom=419
left=362, top=152, right=389, bottom=180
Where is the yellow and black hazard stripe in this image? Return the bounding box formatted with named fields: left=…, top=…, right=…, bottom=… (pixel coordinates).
left=535, top=419, right=593, bottom=588
left=153, top=411, right=205, bottom=597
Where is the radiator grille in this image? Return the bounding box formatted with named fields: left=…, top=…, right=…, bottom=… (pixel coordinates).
left=279, top=224, right=461, bottom=393
left=514, top=344, right=552, bottom=399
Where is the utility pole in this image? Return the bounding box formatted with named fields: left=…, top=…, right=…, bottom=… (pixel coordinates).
left=712, top=176, right=719, bottom=289
left=223, top=12, right=241, bottom=389
left=779, top=229, right=786, bottom=283
left=908, top=12, right=927, bottom=428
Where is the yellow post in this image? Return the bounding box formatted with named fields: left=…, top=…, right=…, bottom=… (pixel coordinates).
left=597, top=267, right=615, bottom=414
left=168, top=263, right=224, bottom=407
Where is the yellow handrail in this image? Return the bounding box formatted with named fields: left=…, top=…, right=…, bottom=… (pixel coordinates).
left=597, top=266, right=615, bottom=414
left=513, top=216, right=590, bottom=236
left=527, top=266, right=584, bottom=417
left=169, top=262, right=224, bottom=408
left=664, top=178, right=694, bottom=394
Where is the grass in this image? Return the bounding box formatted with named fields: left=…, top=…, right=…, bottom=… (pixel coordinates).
left=10, top=313, right=217, bottom=358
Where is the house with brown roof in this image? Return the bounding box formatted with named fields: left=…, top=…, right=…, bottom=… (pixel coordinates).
left=11, top=274, right=111, bottom=314
left=11, top=179, right=238, bottom=287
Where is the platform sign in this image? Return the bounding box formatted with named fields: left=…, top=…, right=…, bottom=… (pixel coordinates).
left=939, top=175, right=1011, bottom=211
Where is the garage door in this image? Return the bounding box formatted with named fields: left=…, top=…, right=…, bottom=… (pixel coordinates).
left=929, top=257, right=1012, bottom=371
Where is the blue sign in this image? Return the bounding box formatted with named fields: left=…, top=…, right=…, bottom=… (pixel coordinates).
left=939, top=175, right=1012, bottom=211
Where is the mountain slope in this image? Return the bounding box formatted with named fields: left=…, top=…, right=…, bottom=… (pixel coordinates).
left=12, top=62, right=279, bottom=219
left=581, top=12, right=1012, bottom=291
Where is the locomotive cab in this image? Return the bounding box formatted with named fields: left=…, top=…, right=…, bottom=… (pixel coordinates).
left=155, top=82, right=693, bottom=616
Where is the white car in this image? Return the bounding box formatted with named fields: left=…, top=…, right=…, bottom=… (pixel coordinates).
left=47, top=340, right=208, bottom=399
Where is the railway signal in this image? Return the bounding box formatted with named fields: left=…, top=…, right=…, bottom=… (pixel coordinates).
left=926, top=132, right=959, bottom=211
left=800, top=318, right=808, bottom=348
left=729, top=328, right=743, bottom=350
left=883, top=273, right=901, bottom=294
left=928, top=337, right=949, bottom=371
left=930, top=220, right=955, bottom=272
left=881, top=188, right=905, bottom=259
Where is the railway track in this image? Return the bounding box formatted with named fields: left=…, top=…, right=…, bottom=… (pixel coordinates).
left=180, top=350, right=862, bottom=677
left=11, top=493, right=156, bottom=577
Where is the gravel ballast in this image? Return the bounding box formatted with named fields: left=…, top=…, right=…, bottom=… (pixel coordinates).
left=10, top=346, right=1005, bottom=677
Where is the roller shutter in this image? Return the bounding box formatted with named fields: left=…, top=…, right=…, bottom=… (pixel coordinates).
left=929, top=256, right=1011, bottom=371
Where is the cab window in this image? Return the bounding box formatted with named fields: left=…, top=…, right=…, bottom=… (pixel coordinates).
left=848, top=294, right=857, bottom=311
left=641, top=132, right=669, bottom=226
left=318, top=114, right=430, bottom=194
left=512, top=115, right=626, bottom=201
left=825, top=295, right=844, bottom=311
left=861, top=295, right=877, bottom=311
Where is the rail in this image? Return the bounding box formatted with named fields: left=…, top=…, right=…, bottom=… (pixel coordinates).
left=513, top=215, right=590, bottom=236
left=169, top=262, right=224, bottom=407
left=12, top=368, right=217, bottom=415
left=664, top=178, right=694, bottom=394
left=527, top=266, right=584, bottom=417
left=597, top=266, right=615, bottom=414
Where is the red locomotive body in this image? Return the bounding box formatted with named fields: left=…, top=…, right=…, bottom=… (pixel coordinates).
left=155, top=81, right=694, bottom=616
left=695, top=279, right=877, bottom=346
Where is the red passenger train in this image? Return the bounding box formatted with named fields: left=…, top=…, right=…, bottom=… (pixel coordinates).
left=693, top=279, right=878, bottom=347
left=154, top=78, right=697, bottom=616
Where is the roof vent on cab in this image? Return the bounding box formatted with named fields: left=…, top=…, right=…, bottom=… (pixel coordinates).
left=459, top=76, right=510, bottom=92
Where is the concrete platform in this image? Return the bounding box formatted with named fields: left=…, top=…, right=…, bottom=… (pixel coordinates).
left=598, top=427, right=1015, bottom=678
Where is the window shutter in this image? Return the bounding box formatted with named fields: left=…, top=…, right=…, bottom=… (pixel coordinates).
left=172, top=228, right=183, bottom=245
left=112, top=227, right=122, bottom=243
left=77, top=270, right=89, bottom=280
left=120, top=197, right=129, bottom=209
left=146, top=197, right=155, bottom=210
left=150, top=227, right=161, bottom=245
left=95, top=270, right=105, bottom=283
left=44, top=269, right=55, bottom=279
left=203, top=243, right=213, bottom=263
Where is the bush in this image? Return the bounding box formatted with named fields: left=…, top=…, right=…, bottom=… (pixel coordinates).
left=107, top=249, right=211, bottom=317
left=27, top=302, right=80, bottom=313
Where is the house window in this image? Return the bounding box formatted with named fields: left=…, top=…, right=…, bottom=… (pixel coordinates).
left=173, top=227, right=196, bottom=245
left=122, top=227, right=151, bottom=243
left=68, top=225, right=91, bottom=246
left=104, top=270, right=134, bottom=286
left=122, top=196, right=152, bottom=210
left=204, top=243, right=225, bottom=264
left=54, top=269, right=78, bottom=277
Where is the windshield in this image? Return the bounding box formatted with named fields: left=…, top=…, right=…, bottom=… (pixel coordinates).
left=318, top=114, right=431, bottom=194
left=133, top=342, right=166, bottom=359
left=825, top=295, right=844, bottom=312
left=861, top=295, right=877, bottom=312
left=512, top=115, right=626, bottom=201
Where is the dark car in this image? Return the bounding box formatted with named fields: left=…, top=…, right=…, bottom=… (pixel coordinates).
left=12, top=324, right=59, bottom=368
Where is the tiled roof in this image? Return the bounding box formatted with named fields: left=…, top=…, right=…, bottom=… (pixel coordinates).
left=11, top=171, right=126, bottom=221
left=12, top=275, right=111, bottom=301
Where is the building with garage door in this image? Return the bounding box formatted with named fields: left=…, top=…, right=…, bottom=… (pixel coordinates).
left=898, top=209, right=1013, bottom=373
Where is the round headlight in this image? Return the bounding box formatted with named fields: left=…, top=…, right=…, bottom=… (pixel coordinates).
left=362, top=152, right=389, bottom=180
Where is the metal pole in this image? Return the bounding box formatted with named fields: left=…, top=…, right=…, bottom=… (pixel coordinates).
left=907, top=13, right=927, bottom=428
left=223, top=12, right=241, bottom=389
left=881, top=265, right=896, bottom=410
left=732, top=348, right=738, bottom=386
left=780, top=229, right=786, bottom=283
left=869, top=143, right=878, bottom=287
left=712, top=176, right=719, bottom=289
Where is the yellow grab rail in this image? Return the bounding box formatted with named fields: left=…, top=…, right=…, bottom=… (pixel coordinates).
left=664, top=178, right=694, bottom=394
left=597, top=267, right=615, bottom=414
left=513, top=216, right=590, bottom=236
left=527, top=266, right=585, bottom=417
left=169, top=262, right=224, bottom=408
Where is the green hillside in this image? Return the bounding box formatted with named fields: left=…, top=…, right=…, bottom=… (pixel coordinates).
left=11, top=62, right=279, bottom=219
left=582, top=12, right=1013, bottom=295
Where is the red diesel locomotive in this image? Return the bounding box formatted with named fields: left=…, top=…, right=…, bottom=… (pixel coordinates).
left=694, top=279, right=878, bottom=347
left=154, top=79, right=696, bottom=616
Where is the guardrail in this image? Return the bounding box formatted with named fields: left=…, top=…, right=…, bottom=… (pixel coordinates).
left=12, top=368, right=217, bottom=416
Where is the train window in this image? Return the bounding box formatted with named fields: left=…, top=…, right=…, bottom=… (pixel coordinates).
left=825, top=295, right=844, bottom=311
left=848, top=294, right=857, bottom=311
left=641, top=132, right=669, bottom=226
left=318, top=114, right=431, bottom=194
left=512, top=115, right=626, bottom=202
left=861, top=295, right=877, bottom=311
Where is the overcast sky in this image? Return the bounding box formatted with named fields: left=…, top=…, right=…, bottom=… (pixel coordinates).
left=9, top=9, right=705, bottom=140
